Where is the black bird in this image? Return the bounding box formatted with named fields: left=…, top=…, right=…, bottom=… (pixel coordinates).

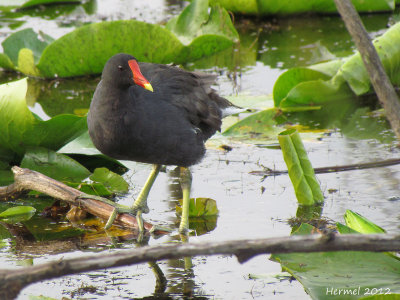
left=87, top=53, right=237, bottom=233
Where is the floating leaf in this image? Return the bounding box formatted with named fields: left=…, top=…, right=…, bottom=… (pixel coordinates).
left=0, top=206, right=36, bottom=223
left=21, top=147, right=91, bottom=182
left=2, top=28, right=53, bottom=66
left=89, top=167, right=129, bottom=194
left=223, top=108, right=281, bottom=137
left=37, top=20, right=183, bottom=78
left=344, top=210, right=386, bottom=234
left=273, top=22, right=400, bottom=108
left=271, top=223, right=400, bottom=300
left=18, top=48, right=41, bottom=76
left=1, top=0, right=238, bottom=78
left=210, top=0, right=395, bottom=15
left=176, top=198, right=219, bottom=217
left=0, top=78, right=87, bottom=162
left=166, top=0, right=239, bottom=61
left=20, top=0, right=81, bottom=9
left=278, top=129, right=324, bottom=205
left=335, top=21, right=400, bottom=95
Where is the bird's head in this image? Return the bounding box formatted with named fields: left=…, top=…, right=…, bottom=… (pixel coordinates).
left=102, top=53, right=153, bottom=92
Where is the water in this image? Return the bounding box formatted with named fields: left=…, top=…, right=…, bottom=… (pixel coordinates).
left=0, top=1, right=399, bottom=299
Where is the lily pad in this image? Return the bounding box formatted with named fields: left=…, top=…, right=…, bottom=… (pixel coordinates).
left=37, top=20, right=183, bottom=78
left=20, top=0, right=81, bottom=8
left=0, top=78, right=87, bottom=162
left=0, top=0, right=238, bottom=78
left=0, top=206, right=36, bottom=223
left=209, top=0, right=395, bottom=15
left=273, top=22, right=400, bottom=108
left=89, top=167, right=129, bottom=194
left=271, top=223, right=400, bottom=300
left=166, top=0, right=239, bottom=61
left=20, top=147, right=91, bottom=182
left=223, top=108, right=283, bottom=137
left=1, top=28, right=53, bottom=68
left=344, top=210, right=386, bottom=234
left=176, top=197, right=219, bottom=217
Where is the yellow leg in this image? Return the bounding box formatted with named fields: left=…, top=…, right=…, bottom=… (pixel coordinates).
left=132, top=164, right=161, bottom=231
left=179, top=167, right=192, bottom=233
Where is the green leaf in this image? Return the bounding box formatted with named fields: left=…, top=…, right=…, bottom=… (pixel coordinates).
left=21, top=147, right=91, bottom=182
left=0, top=78, right=87, bottom=161
left=273, top=64, right=354, bottom=108
left=176, top=198, right=219, bottom=217
left=89, top=167, right=129, bottom=194
left=166, top=0, right=238, bottom=45
left=360, top=294, right=400, bottom=300
left=2, top=28, right=53, bottom=66
left=211, top=0, right=394, bottom=15
left=21, top=0, right=81, bottom=8
left=0, top=53, right=15, bottom=70
left=68, top=182, right=112, bottom=197
left=18, top=48, right=41, bottom=76
left=278, top=129, right=324, bottom=205
left=166, top=0, right=238, bottom=61
left=0, top=206, right=36, bottom=223
left=209, top=0, right=258, bottom=14
left=223, top=108, right=282, bottom=137
left=37, top=20, right=183, bottom=78
left=336, top=22, right=400, bottom=95
left=271, top=224, right=400, bottom=300
left=344, top=210, right=386, bottom=234
left=273, top=67, right=330, bottom=107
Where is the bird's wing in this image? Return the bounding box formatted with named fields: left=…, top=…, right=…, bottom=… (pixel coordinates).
left=139, top=63, right=231, bottom=136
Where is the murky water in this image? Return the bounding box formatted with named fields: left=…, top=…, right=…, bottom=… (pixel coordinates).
left=0, top=1, right=399, bottom=299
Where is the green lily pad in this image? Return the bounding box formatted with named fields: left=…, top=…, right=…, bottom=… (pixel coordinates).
left=0, top=206, right=36, bottom=223
left=20, top=0, right=81, bottom=8
left=176, top=197, right=219, bottom=217
left=166, top=0, right=239, bottom=61
left=1, top=28, right=53, bottom=67
left=1, top=0, right=238, bottom=78
left=273, top=21, right=400, bottom=108
left=344, top=210, right=386, bottom=234
left=223, top=108, right=283, bottom=137
left=89, top=167, right=129, bottom=194
left=209, top=0, right=395, bottom=15
left=0, top=78, right=87, bottom=162
left=271, top=223, right=400, bottom=300
left=37, top=20, right=183, bottom=78
left=20, top=147, right=91, bottom=182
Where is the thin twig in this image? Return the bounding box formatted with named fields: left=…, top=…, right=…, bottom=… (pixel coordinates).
left=250, top=158, right=400, bottom=176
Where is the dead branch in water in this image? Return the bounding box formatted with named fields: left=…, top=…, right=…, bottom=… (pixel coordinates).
left=334, top=0, right=400, bottom=140
left=0, top=166, right=166, bottom=234
left=0, top=233, right=398, bottom=299
left=250, top=158, right=400, bottom=176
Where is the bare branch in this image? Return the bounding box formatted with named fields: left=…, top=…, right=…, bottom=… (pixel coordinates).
left=0, top=166, right=166, bottom=234
left=334, top=0, right=400, bottom=140
left=250, top=158, right=400, bottom=176
left=0, top=233, right=399, bottom=299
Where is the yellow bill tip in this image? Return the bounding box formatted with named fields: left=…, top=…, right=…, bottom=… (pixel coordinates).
left=144, top=83, right=154, bottom=92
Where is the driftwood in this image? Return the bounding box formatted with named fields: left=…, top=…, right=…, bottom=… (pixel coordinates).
left=334, top=0, right=400, bottom=140
left=0, top=233, right=399, bottom=299
left=0, top=166, right=166, bottom=234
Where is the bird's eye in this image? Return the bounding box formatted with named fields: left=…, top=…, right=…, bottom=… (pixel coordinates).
left=118, top=65, right=123, bottom=71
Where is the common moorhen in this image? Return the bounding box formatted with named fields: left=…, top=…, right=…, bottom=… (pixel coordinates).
left=87, top=53, right=236, bottom=233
